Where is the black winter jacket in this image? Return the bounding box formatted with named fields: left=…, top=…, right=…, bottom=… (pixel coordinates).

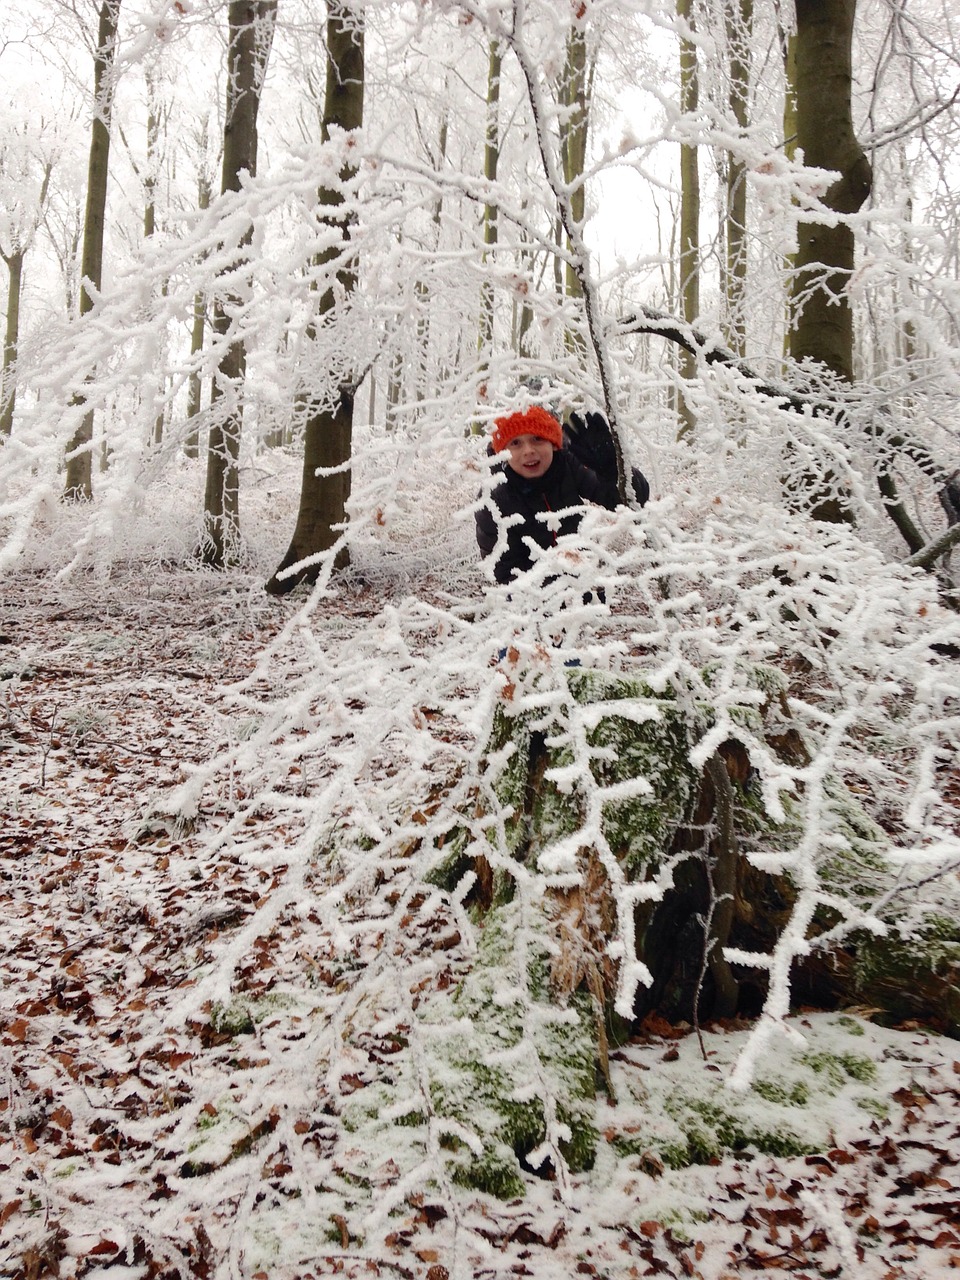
left=475, top=449, right=649, bottom=585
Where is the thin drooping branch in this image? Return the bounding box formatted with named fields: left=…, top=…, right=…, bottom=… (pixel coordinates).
left=907, top=518, right=960, bottom=571
left=703, top=754, right=741, bottom=1021
left=502, top=0, right=629, bottom=502
left=616, top=307, right=959, bottom=563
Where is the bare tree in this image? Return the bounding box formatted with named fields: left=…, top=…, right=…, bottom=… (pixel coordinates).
left=723, top=0, right=752, bottom=357
left=477, top=37, right=502, bottom=383
left=266, top=2, right=364, bottom=595
left=677, top=0, right=700, bottom=437
left=184, top=115, right=216, bottom=459
left=0, top=125, right=53, bottom=437
left=789, top=0, right=871, bottom=381
left=558, top=10, right=589, bottom=350
left=200, top=0, right=277, bottom=568
left=63, top=0, right=122, bottom=500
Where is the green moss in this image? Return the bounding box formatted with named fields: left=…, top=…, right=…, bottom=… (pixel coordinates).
left=426, top=899, right=602, bottom=1193
left=836, top=1015, right=865, bottom=1036
left=852, top=913, right=960, bottom=1035
left=671, top=1098, right=752, bottom=1162
left=423, top=827, right=472, bottom=892
left=752, top=1128, right=818, bottom=1159
left=609, top=1072, right=820, bottom=1171
left=208, top=992, right=300, bottom=1037
left=209, top=1001, right=255, bottom=1036
left=800, top=1050, right=877, bottom=1086
left=856, top=1095, right=889, bottom=1120
left=449, top=1145, right=526, bottom=1199
left=659, top=1141, right=695, bottom=1171
left=752, top=1079, right=810, bottom=1107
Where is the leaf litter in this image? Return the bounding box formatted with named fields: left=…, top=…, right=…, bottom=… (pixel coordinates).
left=0, top=566, right=958, bottom=1280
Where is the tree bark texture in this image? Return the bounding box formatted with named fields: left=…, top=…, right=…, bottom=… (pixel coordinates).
left=0, top=250, right=23, bottom=438
left=200, top=0, right=276, bottom=567
left=430, top=679, right=960, bottom=1054
left=724, top=0, right=752, bottom=357
left=415, top=108, right=447, bottom=409
left=266, top=3, right=364, bottom=594
left=559, top=18, right=588, bottom=324
left=63, top=0, right=122, bottom=500
left=477, top=40, right=502, bottom=372
left=677, top=0, right=700, bottom=438
left=789, top=0, right=871, bottom=382
left=779, top=25, right=798, bottom=359
left=184, top=167, right=213, bottom=458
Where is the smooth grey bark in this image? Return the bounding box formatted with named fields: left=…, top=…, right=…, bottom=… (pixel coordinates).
left=265, top=2, right=364, bottom=595
left=0, top=149, right=50, bottom=438
left=184, top=161, right=213, bottom=459
left=477, top=39, right=502, bottom=376
left=0, top=249, right=23, bottom=438
left=724, top=0, right=752, bottom=357
left=505, top=12, right=629, bottom=501
left=786, top=0, right=871, bottom=524
left=200, top=0, right=276, bottom=567
left=677, top=0, right=700, bottom=438
left=558, top=18, right=588, bottom=322
left=63, top=0, right=122, bottom=500
left=789, top=0, right=871, bottom=382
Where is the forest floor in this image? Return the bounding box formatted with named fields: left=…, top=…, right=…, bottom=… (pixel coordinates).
left=1, top=566, right=959, bottom=1280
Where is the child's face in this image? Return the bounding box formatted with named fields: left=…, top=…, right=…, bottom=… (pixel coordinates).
left=503, top=433, right=555, bottom=479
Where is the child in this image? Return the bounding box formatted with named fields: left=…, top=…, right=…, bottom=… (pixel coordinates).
left=475, top=405, right=648, bottom=585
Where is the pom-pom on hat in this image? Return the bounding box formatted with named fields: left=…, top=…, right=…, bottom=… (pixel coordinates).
left=492, top=405, right=563, bottom=453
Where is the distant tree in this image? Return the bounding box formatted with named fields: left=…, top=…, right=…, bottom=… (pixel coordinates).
left=723, top=0, right=752, bottom=357
left=677, top=0, right=700, bottom=438
left=783, top=0, right=871, bottom=525
left=142, top=69, right=170, bottom=445
left=415, top=105, right=448, bottom=410
left=558, top=11, right=589, bottom=348
left=779, top=19, right=798, bottom=358
left=184, top=115, right=215, bottom=459
left=789, top=0, right=871, bottom=382
left=477, top=37, right=502, bottom=386
left=200, top=0, right=277, bottom=568
left=266, top=2, right=364, bottom=594
left=0, top=126, right=53, bottom=438
left=63, top=0, right=122, bottom=501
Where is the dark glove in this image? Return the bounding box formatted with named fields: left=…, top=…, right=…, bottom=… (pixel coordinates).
left=563, top=410, right=619, bottom=483
left=939, top=470, right=960, bottom=526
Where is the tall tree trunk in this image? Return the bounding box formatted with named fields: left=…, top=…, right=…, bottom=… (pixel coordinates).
left=506, top=8, right=629, bottom=498
left=265, top=3, right=364, bottom=595
left=415, top=108, right=448, bottom=412
left=514, top=230, right=535, bottom=359
left=63, top=0, right=122, bottom=501
left=0, top=249, right=23, bottom=438
left=477, top=39, right=502, bottom=389
left=144, top=75, right=167, bottom=446
left=385, top=338, right=402, bottom=432
left=780, top=25, right=798, bottom=360
left=184, top=163, right=213, bottom=459
left=789, top=0, right=871, bottom=382
left=724, top=0, right=752, bottom=357
left=787, top=0, right=871, bottom=525
left=559, top=16, right=589, bottom=357
left=677, top=0, right=700, bottom=438
left=0, top=157, right=51, bottom=439
left=200, top=0, right=276, bottom=568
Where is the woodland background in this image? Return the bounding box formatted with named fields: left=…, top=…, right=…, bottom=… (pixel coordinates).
left=1, top=1, right=960, bottom=1277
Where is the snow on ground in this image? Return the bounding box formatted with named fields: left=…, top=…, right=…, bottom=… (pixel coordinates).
left=1, top=562, right=958, bottom=1280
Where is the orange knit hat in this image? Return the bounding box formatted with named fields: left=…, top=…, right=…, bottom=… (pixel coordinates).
left=491, top=405, right=563, bottom=453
